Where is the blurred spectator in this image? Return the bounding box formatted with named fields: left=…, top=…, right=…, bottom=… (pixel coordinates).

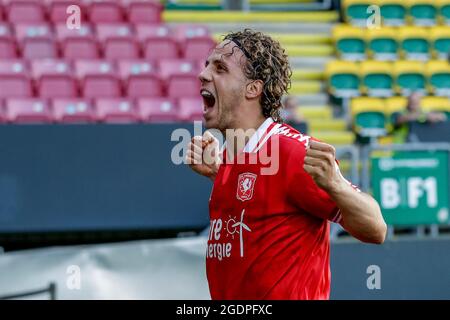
left=281, top=95, right=304, bottom=124
left=392, top=92, right=447, bottom=143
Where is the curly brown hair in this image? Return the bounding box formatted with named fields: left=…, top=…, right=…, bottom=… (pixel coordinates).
left=222, top=29, right=292, bottom=122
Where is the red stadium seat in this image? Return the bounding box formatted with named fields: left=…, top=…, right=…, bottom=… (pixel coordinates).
left=31, top=59, right=78, bottom=98
left=56, top=24, right=100, bottom=59
left=15, top=24, right=57, bottom=59
left=5, top=98, right=53, bottom=123
left=174, top=24, right=210, bottom=41
left=0, top=60, right=32, bottom=98
left=158, top=59, right=198, bottom=79
left=0, top=23, right=18, bottom=58
left=143, top=37, right=179, bottom=61
left=182, top=37, right=216, bottom=61
left=47, top=0, right=85, bottom=24
left=159, top=59, right=200, bottom=98
left=88, top=0, right=124, bottom=23
left=125, top=0, right=162, bottom=24
left=75, top=60, right=121, bottom=98
left=178, top=97, right=203, bottom=122
left=118, top=60, right=163, bottom=98
left=52, top=98, right=96, bottom=123
left=96, top=23, right=140, bottom=60
left=6, top=0, right=45, bottom=24
left=135, top=24, right=171, bottom=42
left=137, top=97, right=178, bottom=122
left=0, top=100, right=6, bottom=123
left=95, top=98, right=139, bottom=123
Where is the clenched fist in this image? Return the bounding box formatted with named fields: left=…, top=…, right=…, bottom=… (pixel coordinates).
left=186, top=131, right=221, bottom=181
left=303, top=140, right=343, bottom=194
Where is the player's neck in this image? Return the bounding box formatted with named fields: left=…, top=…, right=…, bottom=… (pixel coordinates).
left=225, top=113, right=266, bottom=158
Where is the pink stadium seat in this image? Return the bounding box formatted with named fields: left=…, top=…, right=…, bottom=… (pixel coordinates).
left=182, top=37, right=216, bottom=61
left=143, top=37, right=179, bottom=61
left=52, top=98, right=96, bottom=123
left=31, top=59, right=78, bottom=98
left=5, top=98, right=53, bottom=123
left=96, top=24, right=140, bottom=60
left=158, top=59, right=200, bottom=98
left=95, top=98, right=139, bottom=123
left=0, top=100, right=6, bottom=123
left=75, top=60, right=121, bottom=98
left=125, top=0, right=162, bottom=24
left=47, top=0, right=85, bottom=24
left=178, top=97, right=203, bottom=122
left=15, top=24, right=57, bottom=59
left=158, top=59, right=198, bottom=79
left=174, top=24, right=210, bottom=41
left=137, top=97, right=178, bottom=122
left=56, top=24, right=100, bottom=59
left=0, top=23, right=18, bottom=58
left=88, top=0, right=124, bottom=23
left=6, top=0, right=45, bottom=24
left=0, top=60, right=32, bottom=98
left=118, top=60, right=163, bottom=98
left=135, top=24, right=171, bottom=42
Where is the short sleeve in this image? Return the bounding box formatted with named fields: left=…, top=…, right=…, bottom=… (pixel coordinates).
left=285, top=143, right=342, bottom=223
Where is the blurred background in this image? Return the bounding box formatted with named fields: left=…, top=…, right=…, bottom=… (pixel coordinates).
left=0, top=0, right=449, bottom=299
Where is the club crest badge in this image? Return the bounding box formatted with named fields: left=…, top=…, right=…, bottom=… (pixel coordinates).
left=236, top=173, right=257, bottom=202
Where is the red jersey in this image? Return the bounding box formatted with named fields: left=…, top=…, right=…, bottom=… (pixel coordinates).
left=206, top=117, right=344, bottom=300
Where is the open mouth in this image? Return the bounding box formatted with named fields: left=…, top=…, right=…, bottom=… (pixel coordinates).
left=200, top=89, right=216, bottom=112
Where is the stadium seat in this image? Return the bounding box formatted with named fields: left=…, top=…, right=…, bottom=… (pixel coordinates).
left=421, top=96, right=450, bottom=117
left=379, top=0, right=407, bottom=26
left=159, top=59, right=200, bottom=98
left=158, top=59, right=198, bottom=79
left=75, top=60, right=122, bottom=98
left=137, top=97, right=178, bottom=122
left=366, top=27, right=398, bottom=61
left=95, top=98, right=139, bottom=123
left=96, top=24, right=140, bottom=60
left=52, top=98, right=96, bottom=123
left=0, top=100, right=6, bottom=123
left=174, top=24, right=210, bottom=41
left=0, top=60, right=32, bottom=98
left=398, top=27, right=430, bottom=61
left=87, top=0, right=124, bottom=23
left=393, top=60, right=427, bottom=95
left=56, top=24, right=100, bottom=59
left=360, top=61, right=394, bottom=97
left=125, top=0, right=163, bottom=24
left=426, top=60, right=450, bottom=96
left=0, top=23, right=18, bottom=58
left=31, top=59, right=78, bottom=98
left=6, top=0, right=45, bottom=24
left=385, top=96, right=407, bottom=130
left=325, top=60, right=360, bottom=98
left=350, top=97, right=387, bottom=138
left=143, top=36, right=180, bottom=61
left=118, top=60, right=163, bottom=98
left=182, top=36, right=216, bottom=61
left=438, top=0, right=450, bottom=25
left=178, top=97, right=203, bottom=122
left=332, top=25, right=366, bottom=61
left=47, top=0, right=85, bottom=24
left=15, top=24, right=57, bottom=59
left=342, top=0, right=373, bottom=27
left=409, top=0, right=438, bottom=26
left=135, top=24, right=171, bottom=42
left=430, top=26, right=450, bottom=59
left=5, top=98, right=52, bottom=123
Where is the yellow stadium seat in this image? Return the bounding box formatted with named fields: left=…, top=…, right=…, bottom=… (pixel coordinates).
left=366, top=27, right=398, bottom=61
left=360, top=61, right=394, bottom=97
left=325, top=60, right=360, bottom=98
left=437, top=0, right=450, bottom=25
left=421, top=96, right=450, bottom=114
left=341, top=0, right=375, bottom=27
left=332, top=25, right=366, bottom=61
left=430, top=26, right=450, bottom=60
left=397, top=26, right=431, bottom=61
left=378, top=0, right=407, bottom=26
left=393, top=60, right=427, bottom=95
left=386, top=96, right=407, bottom=114
left=350, top=97, right=387, bottom=137
left=408, top=0, right=439, bottom=26
left=425, top=60, right=450, bottom=96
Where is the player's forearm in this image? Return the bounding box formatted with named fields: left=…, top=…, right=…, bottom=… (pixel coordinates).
left=328, top=180, right=387, bottom=244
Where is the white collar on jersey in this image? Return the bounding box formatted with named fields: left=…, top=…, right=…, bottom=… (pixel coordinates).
left=220, top=117, right=276, bottom=155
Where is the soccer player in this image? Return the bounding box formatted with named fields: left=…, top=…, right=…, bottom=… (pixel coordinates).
left=186, top=29, right=387, bottom=300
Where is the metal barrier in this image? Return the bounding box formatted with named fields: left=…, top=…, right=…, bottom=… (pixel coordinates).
left=0, top=282, right=56, bottom=300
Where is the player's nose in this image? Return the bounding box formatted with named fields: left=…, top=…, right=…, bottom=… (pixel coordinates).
left=198, top=65, right=212, bottom=83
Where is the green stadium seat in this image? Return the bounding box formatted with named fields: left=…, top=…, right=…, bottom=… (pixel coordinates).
left=325, top=60, right=360, bottom=98
left=367, top=27, right=398, bottom=61
left=409, top=0, right=438, bottom=26
left=361, top=61, right=394, bottom=97
left=351, top=97, right=387, bottom=138
left=438, top=0, right=450, bottom=25
left=379, top=0, right=407, bottom=26
left=332, top=25, right=366, bottom=61
left=398, top=27, right=430, bottom=61
left=342, top=0, right=373, bottom=27
left=426, top=60, right=450, bottom=96
left=430, top=26, right=450, bottom=59
left=394, top=61, right=427, bottom=95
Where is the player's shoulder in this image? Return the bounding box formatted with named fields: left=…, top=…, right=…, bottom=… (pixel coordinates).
left=270, top=122, right=317, bottom=153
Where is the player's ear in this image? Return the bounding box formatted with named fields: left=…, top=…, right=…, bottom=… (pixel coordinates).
left=245, top=80, right=264, bottom=99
